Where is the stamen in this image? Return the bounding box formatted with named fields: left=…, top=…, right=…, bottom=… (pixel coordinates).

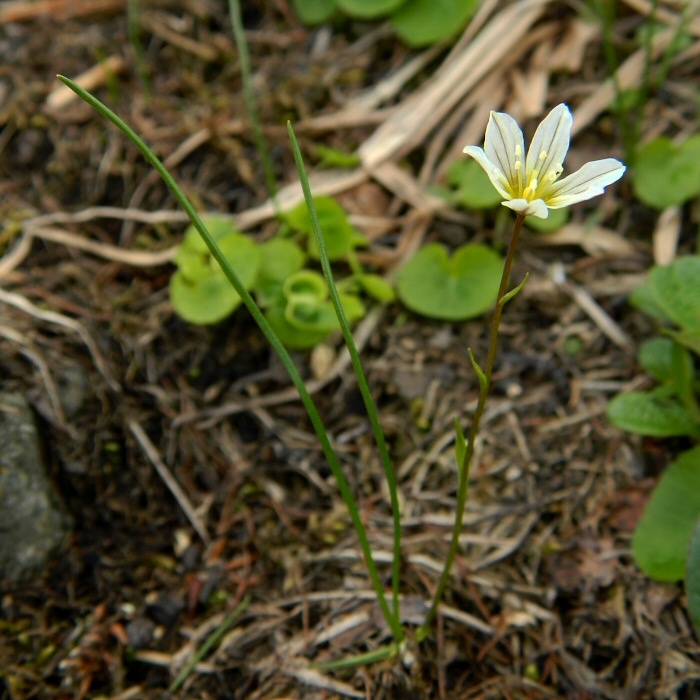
left=522, top=176, right=538, bottom=201
left=515, top=145, right=522, bottom=158
left=539, top=150, right=547, bottom=160
left=514, top=160, right=522, bottom=171
left=492, top=167, right=511, bottom=191
left=548, top=170, right=557, bottom=183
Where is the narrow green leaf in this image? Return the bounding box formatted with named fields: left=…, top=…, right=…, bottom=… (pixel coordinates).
left=287, top=121, right=404, bottom=642
left=468, top=348, right=487, bottom=392
left=56, top=76, right=386, bottom=652
left=313, top=642, right=401, bottom=670
left=500, top=272, right=529, bottom=306
left=170, top=595, right=251, bottom=692
left=454, top=418, right=467, bottom=489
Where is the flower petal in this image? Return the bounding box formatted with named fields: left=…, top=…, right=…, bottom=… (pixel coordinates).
left=526, top=104, right=572, bottom=190
left=546, top=158, right=626, bottom=209
left=484, top=111, right=525, bottom=195
left=463, top=146, right=513, bottom=200
left=503, top=198, right=549, bottom=218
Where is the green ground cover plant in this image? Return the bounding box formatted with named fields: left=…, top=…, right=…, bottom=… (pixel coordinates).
left=291, top=0, right=479, bottom=47
left=607, top=257, right=700, bottom=591
left=169, top=192, right=503, bottom=334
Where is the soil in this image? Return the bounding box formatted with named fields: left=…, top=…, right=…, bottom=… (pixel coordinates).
left=1, top=1, right=699, bottom=698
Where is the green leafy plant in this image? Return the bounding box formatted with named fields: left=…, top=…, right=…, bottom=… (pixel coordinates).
left=291, top=0, right=479, bottom=47
left=169, top=206, right=372, bottom=348
left=170, top=192, right=505, bottom=340
left=607, top=256, right=700, bottom=583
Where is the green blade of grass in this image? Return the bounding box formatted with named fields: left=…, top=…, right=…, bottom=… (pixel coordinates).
left=227, top=0, right=278, bottom=208
left=287, top=121, right=404, bottom=640
left=56, top=74, right=399, bottom=643
left=169, top=594, right=251, bottom=692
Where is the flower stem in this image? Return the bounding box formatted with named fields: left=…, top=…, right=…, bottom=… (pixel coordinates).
left=418, top=213, right=526, bottom=638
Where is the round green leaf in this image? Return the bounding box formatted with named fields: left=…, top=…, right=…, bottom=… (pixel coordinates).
left=265, top=303, right=328, bottom=349
left=633, top=446, right=700, bottom=581
left=255, top=238, right=305, bottom=307
left=337, top=0, right=406, bottom=19
left=284, top=270, right=327, bottom=304
left=391, top=0, right=478, bottom=47
left=395, top=243, right=502, bottom=321
left=286, top=293, right=365, bottom=332
left=633, top=136, right=700, bottom=209
left=606, top=391, right=700, bottom=437
left=170, top=271, right=239, bottom=325
left=169, top=230, right=260, bottom=325
left=291, top=0, right=337, bottom=24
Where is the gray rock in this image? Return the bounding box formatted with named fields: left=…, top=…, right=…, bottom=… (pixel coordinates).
left=0, top=391, right=71, bottom=583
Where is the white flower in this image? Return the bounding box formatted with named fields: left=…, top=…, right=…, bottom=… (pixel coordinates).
left=463, top=103, right=626, bottom=219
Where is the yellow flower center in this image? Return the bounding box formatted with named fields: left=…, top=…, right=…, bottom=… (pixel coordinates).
left=518, top=150, right=564, bottom=201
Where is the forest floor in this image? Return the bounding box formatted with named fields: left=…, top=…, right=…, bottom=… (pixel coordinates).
left=1, top=0, right=699, bottom=698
